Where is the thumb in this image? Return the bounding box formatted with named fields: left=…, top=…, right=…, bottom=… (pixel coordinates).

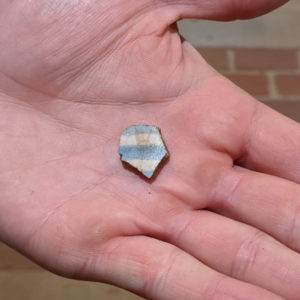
left=165, top=0, right=289, bottom=21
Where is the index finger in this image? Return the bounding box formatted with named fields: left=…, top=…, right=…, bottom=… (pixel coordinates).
left=169, top=0, right=289, bottom=21
left=237, top=102, right=300, bottom=183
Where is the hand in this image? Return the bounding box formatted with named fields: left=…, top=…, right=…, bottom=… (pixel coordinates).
left=0, top=0, right=298, bottom=299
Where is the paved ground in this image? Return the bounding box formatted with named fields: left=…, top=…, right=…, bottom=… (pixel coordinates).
left=0, top=270, right=142, bottom=300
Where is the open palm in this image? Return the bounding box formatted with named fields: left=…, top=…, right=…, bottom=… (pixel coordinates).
left=1, top=0, right=299, bottom=299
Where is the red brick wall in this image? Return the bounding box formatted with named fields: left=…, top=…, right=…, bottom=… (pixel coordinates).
left=198, top=48, right=300, bottom=101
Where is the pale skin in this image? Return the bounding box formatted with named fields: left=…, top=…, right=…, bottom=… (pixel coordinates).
left=0, top=0, right=299, bottom=299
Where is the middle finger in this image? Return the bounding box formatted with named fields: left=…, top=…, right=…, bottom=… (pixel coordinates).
left=162, top=209, right=300, bottom=299
left=212, top=167, right=300, bottom=252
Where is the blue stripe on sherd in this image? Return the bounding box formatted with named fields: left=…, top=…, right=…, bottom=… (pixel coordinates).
left=119, top=145, right=167, bottom=160
left=121, top=125, right=159, bottom=136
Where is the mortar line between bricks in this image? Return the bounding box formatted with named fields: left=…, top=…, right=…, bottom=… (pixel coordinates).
left=267, top=72, right=279, bottom=99
left=227, top=49, right=235, bottom=72
left=259, top=95, right=300, bottom=102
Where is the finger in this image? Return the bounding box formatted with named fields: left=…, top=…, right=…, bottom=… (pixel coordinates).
left=164, top=210, right=300, bottom=299
left=166, top=0, right=289, bottom=21
left=212, top=167, right=300, bottom=252
left=90, top=236, right=281, bottom=300
left=237, top=102, right=300, bottom=183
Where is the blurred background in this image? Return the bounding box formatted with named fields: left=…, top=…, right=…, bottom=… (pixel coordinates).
left=179, top=0, right=300, bottom=118
left=1, top=1, right=299, bottom=300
